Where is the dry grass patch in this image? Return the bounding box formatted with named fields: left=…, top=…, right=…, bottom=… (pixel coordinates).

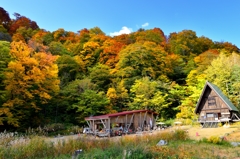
left=169, top=124, right=240, bottom=142
left=226, top=130, right=240, bottom=142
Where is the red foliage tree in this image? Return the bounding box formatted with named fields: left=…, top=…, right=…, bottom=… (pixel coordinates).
left=9, top=13, right=39, bottom=35
left=0, top=7, right=11, bottom=30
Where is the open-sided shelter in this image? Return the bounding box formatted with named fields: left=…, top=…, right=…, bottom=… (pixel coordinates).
left=85, top=110, right=157, bottom=134
left=195, top=81, right=240, bottom=127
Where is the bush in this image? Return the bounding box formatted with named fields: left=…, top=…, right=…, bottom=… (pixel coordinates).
left=208, top=136, right=220, bottom=144
left=172, top=129, right=189, bottom=141
left=199, top=137, right=208, bottom=143
left=218, top=122, right=222, bottom=127
left=164, top=119, right=175, bottom=127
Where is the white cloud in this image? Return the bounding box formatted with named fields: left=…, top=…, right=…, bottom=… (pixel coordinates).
left=141, top=22, right=149, bottom=27
left=110, top=26, right=132, bottom=36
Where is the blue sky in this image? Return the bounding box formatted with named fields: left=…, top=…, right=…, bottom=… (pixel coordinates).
left=1, top=0, right=240, bottom=48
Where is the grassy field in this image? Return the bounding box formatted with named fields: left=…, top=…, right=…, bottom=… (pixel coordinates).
left=1, top=124, right=240, bottom=158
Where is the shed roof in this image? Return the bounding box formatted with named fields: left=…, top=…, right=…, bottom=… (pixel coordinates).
left=195, top=81, right=239, bottom=113
left=85, top=109, right=157, bottom=120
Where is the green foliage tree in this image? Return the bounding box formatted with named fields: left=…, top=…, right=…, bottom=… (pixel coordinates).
left=56, top=79, right=96, bottom=123
left=196, top=36, right=214, bottom=53
left=0, top=25, right=12, bottom=42
left=89, top=63, right=112, bottom=92
left=73, top=90, right=109, bottom=124
left=168, top=30, right=199, bottom=57
left=117, top=41, right=168, bottom=89
left=79, top=41, right=102, bottom=69
left=42, top=32, right=54, bottom=45
left=57, top=55, right=84, bottom=87
left=12, top=26, right=37, bottom=42
left=49, top=41, right=72, bottom=56
left=0, top=41, right=11, bottom=107
left=176, top=72, right=206, bottom=120
left=129, top=77, right=169, bottom=117
left=59, top=78, right=109, bottom=124
left=89, top=27, right=105, bottom=35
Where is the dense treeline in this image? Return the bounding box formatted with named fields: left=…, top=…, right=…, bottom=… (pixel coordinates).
left=0, top=7, right=239, bottom=131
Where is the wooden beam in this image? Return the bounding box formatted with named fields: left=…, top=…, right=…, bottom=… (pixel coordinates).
left=233, top=113, right=240, bottom=120
left=86, top=121, right=90, bottom=127
left=142, top=111, right=147, bottom=128
left=125, top=114, right=128, bottom=129
left=115, top=116, right=119, bottom=123
left=201, top=108, right=229, bottom=111
left=127, top=114, right=134, bottom=130
left=101, top=119, right=106, bottom=128
left=108, top=118, right=110, bottom=129
left=140, top=112, right=141, bottom=128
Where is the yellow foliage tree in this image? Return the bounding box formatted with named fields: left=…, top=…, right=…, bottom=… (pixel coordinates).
left=0, top=41, right=59, bottom=127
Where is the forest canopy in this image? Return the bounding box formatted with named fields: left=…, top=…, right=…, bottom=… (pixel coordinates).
left=0, top=7, right=239, bottom=131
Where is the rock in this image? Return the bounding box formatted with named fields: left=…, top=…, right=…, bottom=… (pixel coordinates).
left=231, top=142, right=240, bottom=147
left=156, top=139, right=168, bottom=146
left=72, top=149, right=83, bottom=159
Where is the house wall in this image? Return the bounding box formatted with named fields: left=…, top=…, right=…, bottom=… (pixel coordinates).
left=199, top=88, right=230, bottom=121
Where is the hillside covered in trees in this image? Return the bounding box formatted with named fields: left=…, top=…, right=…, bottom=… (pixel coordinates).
left=0, top=7, right=240, bottom=131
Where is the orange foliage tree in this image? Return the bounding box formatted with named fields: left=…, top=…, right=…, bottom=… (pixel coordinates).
left=0, top=41, right=59, bottom=127
left=100, top=39, right=125, bottom=68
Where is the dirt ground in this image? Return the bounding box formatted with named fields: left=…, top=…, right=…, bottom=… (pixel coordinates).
left=177, top=125, right=240, bottom=141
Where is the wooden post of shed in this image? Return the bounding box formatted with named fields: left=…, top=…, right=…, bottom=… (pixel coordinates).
left=151, top=113, right=154, bottom=129
left=125, top=114, right=128, bottom=130
left=92, top=119, right=96, bottom=137
left=140, top=112, right=141, bottom=129
left=107, top=118, right=110, bottom=137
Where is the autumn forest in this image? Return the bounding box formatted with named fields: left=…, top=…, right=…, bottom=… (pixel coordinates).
left=0, top=7, right=240, bottom=131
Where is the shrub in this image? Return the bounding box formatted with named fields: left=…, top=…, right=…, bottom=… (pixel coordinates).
left=172, top=129, right=189, bottom=141
left=218, top=122, right=222, bottom=127
left=164, top=119, right=175, bottom=127
left=208, top=136, right=220, bottom=144
left=199, top=137, right=208, bottom=143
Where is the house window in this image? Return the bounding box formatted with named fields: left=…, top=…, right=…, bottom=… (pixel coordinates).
left=208, top=97, right=216, bottom=107
left=206, top=113, right=214, bottom=118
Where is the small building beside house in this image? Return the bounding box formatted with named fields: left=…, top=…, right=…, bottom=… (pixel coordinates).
left=85, top=110, right=157, bottom=135
left=195, top=81, right=240, bottom=128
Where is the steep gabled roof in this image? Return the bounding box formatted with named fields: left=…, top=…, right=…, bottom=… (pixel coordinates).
left=195, top=81, right=239, bottom=113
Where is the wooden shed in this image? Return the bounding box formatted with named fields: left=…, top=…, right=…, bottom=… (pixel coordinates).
left=195, top=81, right=240, bottom=128
left=85, top=110, right=157, bottom=134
